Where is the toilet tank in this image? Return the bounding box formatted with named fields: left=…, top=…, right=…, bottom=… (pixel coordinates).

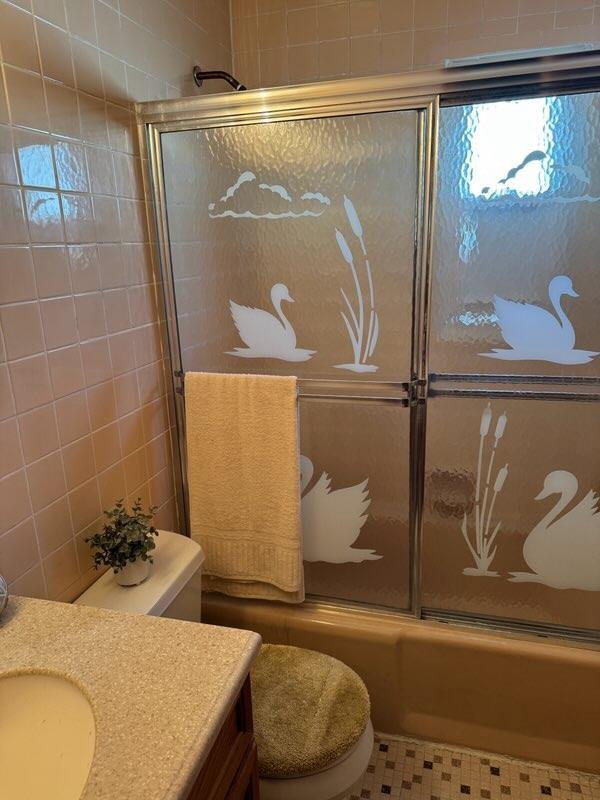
left=75, top=531, right=204, bottom=622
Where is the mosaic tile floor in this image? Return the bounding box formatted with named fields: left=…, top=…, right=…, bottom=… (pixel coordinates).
left=351, top=735, right=600, bottom=800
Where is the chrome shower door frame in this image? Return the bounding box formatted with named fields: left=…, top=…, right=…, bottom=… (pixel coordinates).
left=137, top=51, right=600, bottom=639
left=138, top=79, right=439, bottom=616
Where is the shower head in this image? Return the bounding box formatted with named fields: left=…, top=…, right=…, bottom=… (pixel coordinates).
left=192, top=66, right=247, bottom=92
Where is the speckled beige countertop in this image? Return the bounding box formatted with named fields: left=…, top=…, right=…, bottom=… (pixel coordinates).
left=0, top=596, right=261, bottom=800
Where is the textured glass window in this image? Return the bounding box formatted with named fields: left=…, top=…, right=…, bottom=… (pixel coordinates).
left=430, top=92, right=600, bottom=378
left=465, top=98, right=553, bottom=198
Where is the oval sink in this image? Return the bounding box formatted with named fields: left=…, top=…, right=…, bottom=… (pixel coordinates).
left=0, top=673, right=96, bottom=800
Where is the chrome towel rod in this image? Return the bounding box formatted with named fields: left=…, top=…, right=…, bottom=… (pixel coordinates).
left=173, top=371, right=409, bottom=404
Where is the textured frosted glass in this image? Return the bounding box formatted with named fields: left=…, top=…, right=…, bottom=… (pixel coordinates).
left=300, top=399, right=410, bottom=610
left=430, top=92, right=600, bottom=378
left=422, top=396, right=600, bottom=632
left=161, top=110, right=419, bottom=381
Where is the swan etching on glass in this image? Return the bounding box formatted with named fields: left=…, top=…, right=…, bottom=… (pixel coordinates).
left=300, top=455, right=382, bottom=563
left=480, top=275, right=599, bottom=365
left=509, top=470, right=600, bottom=591
left=226, top=283, right=316, bottom=361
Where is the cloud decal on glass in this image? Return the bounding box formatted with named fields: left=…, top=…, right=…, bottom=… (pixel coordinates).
left=208, top=170, right=331, bottom=219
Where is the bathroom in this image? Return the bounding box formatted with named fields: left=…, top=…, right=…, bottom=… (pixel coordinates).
left=1, top=0, right=599, bottom=798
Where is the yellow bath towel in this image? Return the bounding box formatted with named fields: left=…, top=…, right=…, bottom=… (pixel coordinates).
left=185, top=371, right=304, bottom=603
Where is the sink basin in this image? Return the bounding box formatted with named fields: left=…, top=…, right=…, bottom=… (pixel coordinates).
left=0, top=673, right=96, bottom=799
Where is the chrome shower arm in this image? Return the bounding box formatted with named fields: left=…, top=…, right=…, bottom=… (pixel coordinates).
left=192, top=66, right=247, bottom=91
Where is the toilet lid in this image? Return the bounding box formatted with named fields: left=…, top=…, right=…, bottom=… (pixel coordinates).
left=250, top=644, right=370, bottom=779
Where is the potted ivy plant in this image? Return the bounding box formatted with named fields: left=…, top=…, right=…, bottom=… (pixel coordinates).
left=86, top=499, right=158, bottom=586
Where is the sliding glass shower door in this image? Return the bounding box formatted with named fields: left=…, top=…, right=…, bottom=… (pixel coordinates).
left=423, top=91, right=600, bottom=634
left=143, top=70, right=600, bottom=639
left=159, top=105, right=431, bottom=610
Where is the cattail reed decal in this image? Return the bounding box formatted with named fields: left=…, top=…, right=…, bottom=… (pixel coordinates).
left=461, top=403, right=509, bottom=577
left=334, top=196, right=379, bottom=373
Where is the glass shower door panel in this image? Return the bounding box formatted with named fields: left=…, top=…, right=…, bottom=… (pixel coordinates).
left=299, top=398, right=410, bottom=610
left=422, top=396, right=600, bottom=631
left=161, top=109, right=420, bottom=381
left=430, top=92, right=600, bottom=378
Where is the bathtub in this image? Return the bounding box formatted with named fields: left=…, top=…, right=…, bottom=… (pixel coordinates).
left=202, top=595, right=600, bottom=775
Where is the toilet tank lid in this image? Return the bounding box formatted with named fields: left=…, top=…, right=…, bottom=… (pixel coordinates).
left=74, top=531, right=204, bottom=617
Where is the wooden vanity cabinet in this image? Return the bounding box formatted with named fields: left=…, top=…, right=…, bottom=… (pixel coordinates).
left=186, top=676, right=260, bottom=800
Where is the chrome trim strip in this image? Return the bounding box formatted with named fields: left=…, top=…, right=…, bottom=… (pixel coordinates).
left=408, top=97, right=439, bottom=618
left=145, top=126, right=189, bottom=534
left=136, top=51, right=600, bottom=126
left=422, top=608, right=600, bottom=645
left=429, top=387, right=600, bottom=402
left=299, top=395, right=408, bottom=404
left=297, top=598, right=600, bottom=646
left=305, top=594, right=413, bottom=616
left=431, top=373, right=600, bottom=385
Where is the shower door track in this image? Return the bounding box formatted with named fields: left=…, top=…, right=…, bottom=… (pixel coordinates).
left=430, top=389, right=600, bottom=402
left=138, top=50, right=600, bottom=645
left=431, top=373, right=600, bottom=385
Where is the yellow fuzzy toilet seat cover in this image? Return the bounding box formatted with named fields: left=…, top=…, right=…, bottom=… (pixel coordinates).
left=250, top=644, right=371, bottom=779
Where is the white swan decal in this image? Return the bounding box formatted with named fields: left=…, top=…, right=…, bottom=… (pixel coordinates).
left=480, top=275, right=598, bottom=365
left=227, top=283, right=316, bottom=362
left=300, top=455, right=381, bottom=563
left=509, top=470, right=600, bottom=591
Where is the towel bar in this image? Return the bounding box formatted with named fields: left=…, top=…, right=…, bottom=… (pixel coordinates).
left=173, top=371, right=410, bottom=405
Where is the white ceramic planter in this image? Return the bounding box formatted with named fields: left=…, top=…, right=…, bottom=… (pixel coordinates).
left=115, top=559, right=150, bottom=587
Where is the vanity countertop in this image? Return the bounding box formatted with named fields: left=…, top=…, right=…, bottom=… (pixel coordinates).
left=1, top=596, right=261, bottom=800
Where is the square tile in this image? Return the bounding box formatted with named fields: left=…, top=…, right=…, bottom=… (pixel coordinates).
left=352, top=735, right=599, bottom=800
left=9, top=353, right=53, bottom=413
left=0, top=185, right=28, bottom=244
left=33, top=246, right=71, bottom=298
left=1, top=302, right=44, bottom=360
left=19, top=403, right=59, bottom=463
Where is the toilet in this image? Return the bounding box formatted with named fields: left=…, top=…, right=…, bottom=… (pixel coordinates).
left=76, top=531, right=373, bottom=800
left=252, top=643, right=374, bottom=800
left=75, top=530, right=205, bottom=621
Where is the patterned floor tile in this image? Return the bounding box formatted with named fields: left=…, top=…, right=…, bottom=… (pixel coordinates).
left=349, top=736, right=600, bottom=800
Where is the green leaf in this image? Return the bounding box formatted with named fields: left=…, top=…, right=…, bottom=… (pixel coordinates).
left=86, top=498, right=158, bottom=571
